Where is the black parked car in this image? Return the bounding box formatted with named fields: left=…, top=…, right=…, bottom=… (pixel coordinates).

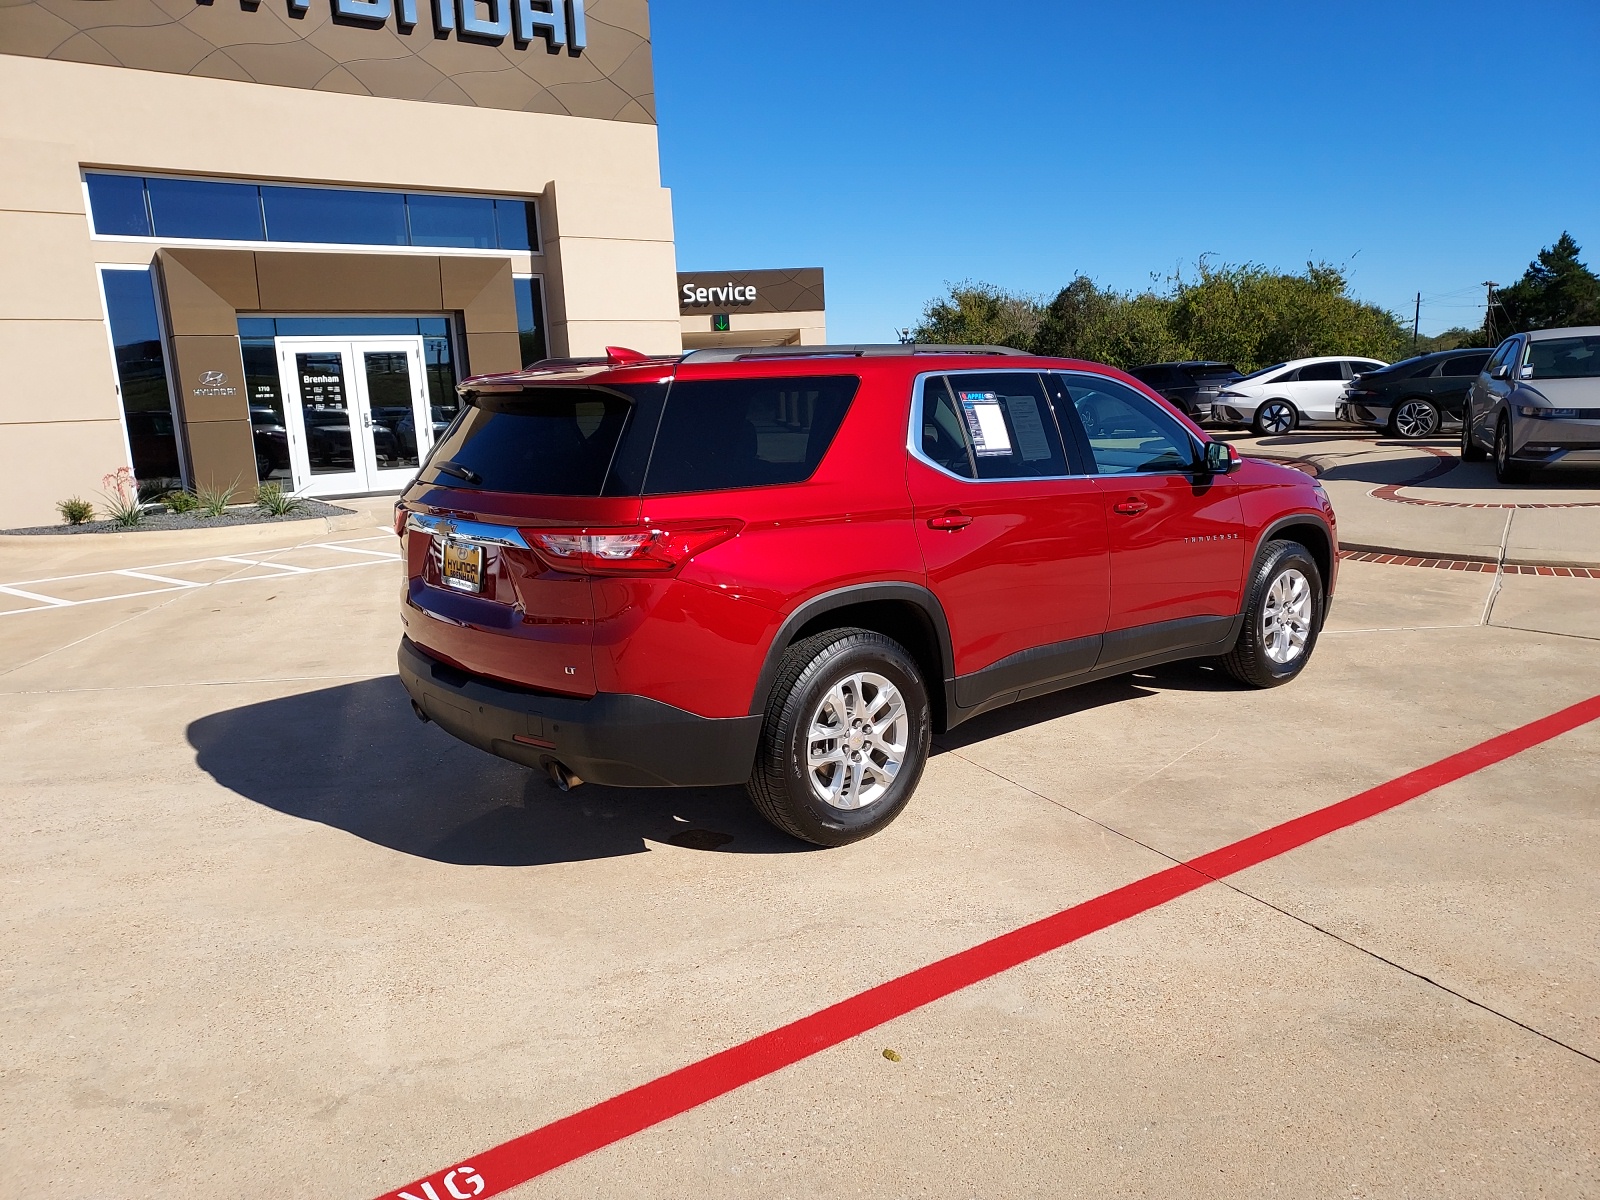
left=1127, top=361, right=1243, bottom=422
left=1337, top=348, right=1492, bottom=439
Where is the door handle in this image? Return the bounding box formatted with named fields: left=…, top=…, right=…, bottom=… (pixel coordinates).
left=927, top=511, right=973, bottom=531
left=1113, top=498, right=1149, bottom=516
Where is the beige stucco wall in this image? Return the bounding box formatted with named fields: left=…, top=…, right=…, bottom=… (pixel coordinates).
left=681, top=309, right=828, bottom=350
left=0, top=52, right=681, bottom=528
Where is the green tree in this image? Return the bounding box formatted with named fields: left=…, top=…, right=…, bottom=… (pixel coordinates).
left=911, top=281, right=1043, bottom=350
left=1169, top=261, right=1408, bottom=369
left=1495, top=232, right=1600, bottom=334
left=913, top=260, right=1410, bottom=372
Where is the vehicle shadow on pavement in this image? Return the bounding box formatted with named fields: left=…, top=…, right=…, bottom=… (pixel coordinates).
left=933, top=659, right=1240, bottom=753
left=187, top=677, right=808, bottom=866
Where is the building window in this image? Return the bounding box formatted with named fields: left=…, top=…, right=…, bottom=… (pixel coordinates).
left=513, top=276, right=548, bottom=366
left=85, top=172, right=539, bottom=252
left=99, top=267, right=182, bottom=488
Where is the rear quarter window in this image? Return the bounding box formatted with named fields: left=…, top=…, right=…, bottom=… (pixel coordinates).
left=643, top=375, right=859, bottom=495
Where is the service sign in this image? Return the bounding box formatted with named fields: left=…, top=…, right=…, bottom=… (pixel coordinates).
left=676, top=269, right=826, bottom=317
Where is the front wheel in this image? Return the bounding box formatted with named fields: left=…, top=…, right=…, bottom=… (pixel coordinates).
left=1220, top=541, right=1324, bottom=688
left=1460, top=402, right=1487, bottom=461
left=1391, top=398, right=1440, bottom=439
left=1494, top=416, right=1529, bottom=484
left=747, top=628, right=932, bottom=847
left=1253, top=400, right=1298, bottom=437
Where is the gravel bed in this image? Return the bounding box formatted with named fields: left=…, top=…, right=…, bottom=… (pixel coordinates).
left=3, top=500, right=356, bottom=536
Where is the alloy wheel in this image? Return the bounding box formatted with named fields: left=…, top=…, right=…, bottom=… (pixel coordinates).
left=805, top=671, right=909, bottom=811
left=1261, top=568, right=1313, bottom=665
left=1394, top=400, right=1439, bottom=438
left=1257, top=401, right=1295, bottom=435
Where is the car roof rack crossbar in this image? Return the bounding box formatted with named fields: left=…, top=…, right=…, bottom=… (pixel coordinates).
left=678, top=343, right=1032, bottom=364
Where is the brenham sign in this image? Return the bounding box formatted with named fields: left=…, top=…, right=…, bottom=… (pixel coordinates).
left=285, top=0, right=586, bottom=51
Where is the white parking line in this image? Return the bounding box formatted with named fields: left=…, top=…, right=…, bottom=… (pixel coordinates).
left=116, top=570, right=203, bottom=588
left=0, top=584, right=70, bottom=608
left=0, top=535, right=402, bottom=617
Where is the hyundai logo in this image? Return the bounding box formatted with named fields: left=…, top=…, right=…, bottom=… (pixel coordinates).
left=199, top=370, right=228, bottom=387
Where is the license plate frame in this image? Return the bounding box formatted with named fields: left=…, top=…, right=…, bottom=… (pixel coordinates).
left=441, top=538, right=485, bottom=594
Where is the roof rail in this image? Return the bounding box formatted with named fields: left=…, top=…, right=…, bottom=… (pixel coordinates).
left=678, top=343, right=1032, bottom=364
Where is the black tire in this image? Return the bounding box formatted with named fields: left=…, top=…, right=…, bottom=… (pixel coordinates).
left=1253, top=399, right=1298, bottom=437
left=747, top=628, right=932, bottom=848
left=1220, top=540, right=1324, bottom=689
left=1460, top=402, right=1487, bottom=462
left=1493, top=415, right=1529, bottom=484
left=1389, top=397, right=1440, bottom=439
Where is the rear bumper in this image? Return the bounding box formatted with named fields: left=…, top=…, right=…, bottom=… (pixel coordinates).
left=398, top=638, right=763, bottom=788
left=1337, top=401, right=1389, bottom=429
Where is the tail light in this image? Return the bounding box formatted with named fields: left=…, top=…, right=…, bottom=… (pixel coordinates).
left=524, top=521, right=742, bottom=575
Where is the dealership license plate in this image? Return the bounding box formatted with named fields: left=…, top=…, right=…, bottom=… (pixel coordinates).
left=441, top=538, right=485, bottom=594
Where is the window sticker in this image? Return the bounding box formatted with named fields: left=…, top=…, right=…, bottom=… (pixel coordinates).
left=1005, top=394, right=1053, bottom=461
left=958, top=391, right=1013, bottom=456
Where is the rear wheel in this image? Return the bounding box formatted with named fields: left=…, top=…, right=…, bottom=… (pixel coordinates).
left=1390, top=397, right=1440, bottom=439
left=1253, top=399, right=1298, bottom=436
left=747, top=629, right=931, bottom=847
left=1220, top=541, right=1323, bottom=688
left=1460, top=402, right=1487, bottom=461
left=1494, top=415, right=1529, bottom=484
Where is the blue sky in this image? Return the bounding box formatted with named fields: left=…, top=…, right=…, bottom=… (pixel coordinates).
left=652, top=0, right=1600, bottom=341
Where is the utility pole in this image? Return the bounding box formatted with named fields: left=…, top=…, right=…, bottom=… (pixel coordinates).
left=1412, top=292, right=1421, bottom=353
left=1482, top=281, right=1499, bottom=343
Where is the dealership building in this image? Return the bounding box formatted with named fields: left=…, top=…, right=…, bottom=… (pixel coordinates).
left=0, top=0, right=824, bottom=526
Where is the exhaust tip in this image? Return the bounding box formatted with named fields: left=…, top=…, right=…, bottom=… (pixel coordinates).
left=543, top=758, right=584, bottom=791
left=410, top=700, right=431, bottom=724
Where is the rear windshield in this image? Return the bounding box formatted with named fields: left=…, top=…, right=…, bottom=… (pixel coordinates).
left=1188, top=365, right=1241, bottom=383
left=420, top=386, right=640, bottom=495
left=1238, top=362, right=1287, bottom=382
left=643, top=375, right=859, bottom=495
left=1528, top=336, right=1600, bottom=379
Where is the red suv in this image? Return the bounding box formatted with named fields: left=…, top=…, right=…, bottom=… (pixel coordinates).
left=396, top=345, right=1337, bottom=846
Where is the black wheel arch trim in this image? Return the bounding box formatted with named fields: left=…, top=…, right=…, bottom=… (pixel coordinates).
left=1248, top=515, right=1336, bottom=619
left=748, top=582, right=955, bottom=718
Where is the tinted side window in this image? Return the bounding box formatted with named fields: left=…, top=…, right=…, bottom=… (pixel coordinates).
left=1298, top=361, right=1345, bottom=381
left=644, top=375, right=859, bottom=495
left=936, top=372, right=1070, bottom=480
left=919, top=377, right=976, bottom=478
left=1441, top=353, right=1489, bottom=377
left=423, top=387, right=635, bottom=496
left=1058, top=374, right=1197, bottom=476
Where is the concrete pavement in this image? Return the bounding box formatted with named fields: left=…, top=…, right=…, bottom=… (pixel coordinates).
left=1229, top=431, right=1600, bottom=568
left=1, top=502, right=1597, bottom=1200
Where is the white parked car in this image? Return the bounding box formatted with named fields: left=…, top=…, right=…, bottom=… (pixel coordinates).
left=1213, top=355, right=1390, bottom=435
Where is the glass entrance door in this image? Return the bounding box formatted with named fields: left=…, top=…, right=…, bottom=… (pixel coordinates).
left=275, top=337, right=433, bottom=496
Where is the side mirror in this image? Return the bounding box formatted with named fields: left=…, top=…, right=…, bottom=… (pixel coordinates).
left=1519, top=364, right=1535, bottom=380
left=1491, top=364, right=1511, bottom=381
left=1203, top=440, right=1239, bottom=475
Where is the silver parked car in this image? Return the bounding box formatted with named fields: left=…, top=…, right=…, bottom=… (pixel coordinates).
left=1462, top=327, right=1600, bottom=483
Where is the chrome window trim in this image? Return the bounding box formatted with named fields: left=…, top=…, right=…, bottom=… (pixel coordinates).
left=404, top=512, right=529, bottom=548
left=906, top=368, right=1207, bottom=484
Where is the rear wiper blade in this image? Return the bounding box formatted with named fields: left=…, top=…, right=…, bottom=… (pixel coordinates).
left=436, top=460, right=482, bottom=485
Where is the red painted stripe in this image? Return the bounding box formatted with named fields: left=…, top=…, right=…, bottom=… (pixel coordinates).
left=375, top=693, right=1600, bottom=1200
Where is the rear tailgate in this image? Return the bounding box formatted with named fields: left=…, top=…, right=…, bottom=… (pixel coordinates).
left=398, top=381, right=662, bottom=696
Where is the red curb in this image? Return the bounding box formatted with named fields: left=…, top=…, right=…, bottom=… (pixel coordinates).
left=371, top=696, right=1600, bottom=1200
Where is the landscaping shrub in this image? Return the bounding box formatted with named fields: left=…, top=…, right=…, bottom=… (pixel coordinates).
left=57, top=497, right=95, bottom=525
left=255, top=482, right=304, bottom=518
left=98, top=468, right=144, bottom=528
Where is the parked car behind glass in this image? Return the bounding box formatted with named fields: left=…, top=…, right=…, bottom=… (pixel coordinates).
left=1337, top=348, right=1491, bottom=439
left=1462, top=327, right=1600, bottom=483
left=1127, top=361, right=1242, bottom=422
left=1214, top=355, right=1389, bottom=435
